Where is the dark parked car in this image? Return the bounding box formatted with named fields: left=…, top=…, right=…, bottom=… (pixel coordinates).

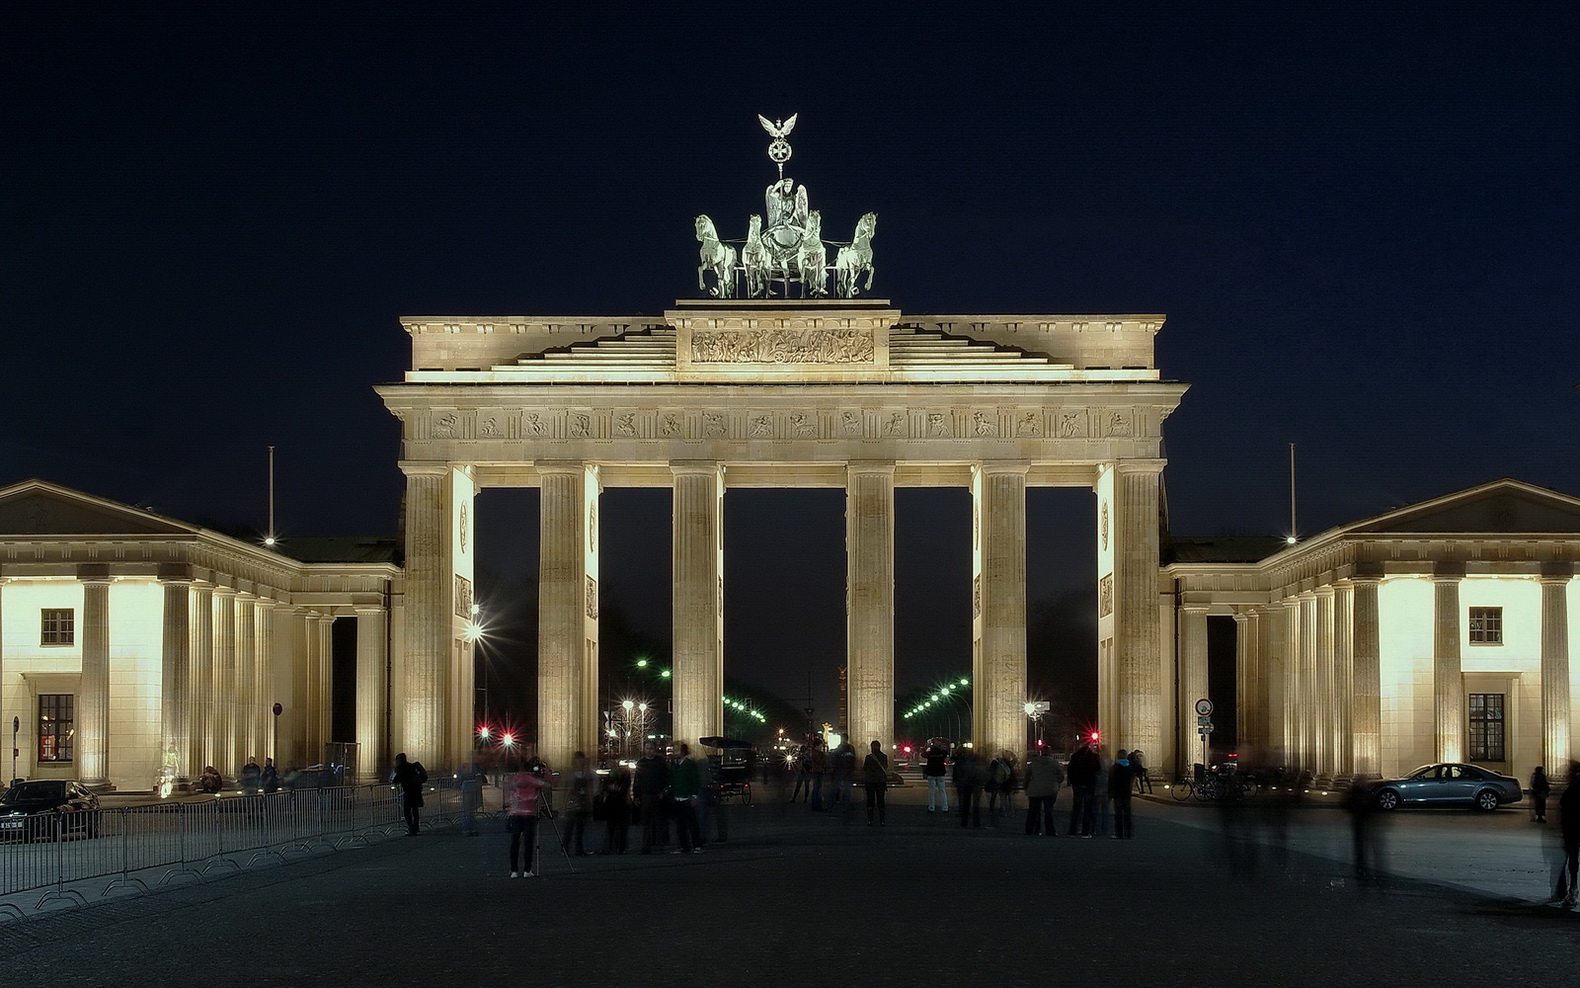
left=0, top=780, right=102, bottom=841
left=1372, top=763, right=1523, bottom=812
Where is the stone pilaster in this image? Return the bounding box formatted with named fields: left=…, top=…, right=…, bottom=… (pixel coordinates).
left=1351, top=574, right=1382, bottom=777
left=1432, top=567, right=1464, bottom=763
left=213, top=588, right=238, bottom=775
left=1179, top=605, right=1210, bottom=770
left=77, top=571, right=112, bottom=788
left=538, top=462, right=600, bottom=772
left=671, top=462, right=724, bottom=750
left=159, top=575, right=192, bottom=779
left=1314, top=586, right=1335, bottom=776
left=189, top=582, right=214, bottom=775
left=1332, top=581, right=1354, bottom=776
left=356, top=606, right=388, bottom=783
left=1112, top=461, right=1164, bottom=760
left=1284, top=600, right=1300, bottom=764
left=846, top=461, right=895, bottom=752
left=1540, top=565, right=1572, bottom=772
left=399, top=464, right=451, bottom=767
left=1233, top=611, right=1255, bottom=754
left=973, top=462, right=1029, bottom=758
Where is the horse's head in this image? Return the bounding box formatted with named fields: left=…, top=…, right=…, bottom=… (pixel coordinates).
left=747, top=214, right=762, bottom=237
left=695, top=214, right=716, bottom=241
left=857, top=212, right=877, bottom=241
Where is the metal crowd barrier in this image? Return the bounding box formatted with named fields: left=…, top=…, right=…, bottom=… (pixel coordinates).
left=0, top=781, right=461, bottom=917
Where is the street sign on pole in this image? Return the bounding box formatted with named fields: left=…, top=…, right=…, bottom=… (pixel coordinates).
left=1194, top=698, right=1214, bottom=717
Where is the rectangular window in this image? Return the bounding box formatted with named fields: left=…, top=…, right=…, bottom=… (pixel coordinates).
left=40, top=608, right=75, bottom=646
left=38, top=694, right=74, bottom=762
left=1468, top=606, right=1502, bottom=644
left=1467, top=693, right=1505, bottom=762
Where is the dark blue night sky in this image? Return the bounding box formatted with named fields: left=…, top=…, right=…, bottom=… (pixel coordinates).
left=5, top=5, right=1577, bottom=720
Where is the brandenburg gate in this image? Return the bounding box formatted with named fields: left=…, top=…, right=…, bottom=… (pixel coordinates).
left=377, top=301, right=1186, bottom=771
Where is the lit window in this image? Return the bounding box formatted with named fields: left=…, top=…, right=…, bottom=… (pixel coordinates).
left=1468, top=693, right=1505, bottom=762
left=1468, top=607, right=1502, bottom=644
left=38, top=694, right=74, bottom=762
left=41, top=608, right=75, bottom=646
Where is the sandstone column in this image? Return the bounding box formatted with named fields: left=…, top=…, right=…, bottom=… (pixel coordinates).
left=158, top=573, right=192, bottom=780
left=973, top=463, right=1029, bottom=758
left=235, top=594, right=257, bottom=763
left=317, top=613, right=335, bottom=750
left=1284, top=600, right=1301, bottom=764
left=77, top=570, right=112, bottom=788
left=539, top=462, right=601, bottom=772
left=1540, top=564, right=1572, bottom=773
left=1332, top=581, right=1355, bottom=776
left=1314, top=587, right=1335, bottom=777
left=1432, top=566, right=1465, bottom=762
left=846, top=461, right=895, bottom=753
left=399, top=464, right=451, bottom=766
left=356, top=605, right=388, bottom=782
left=1233, top=612, right=1256, bottom=754
left=255, top=599, right=277, bottom=761
left=214, top=587, right=238, bottom=775
left=1112, top=461, right=1163, bottom=760
left=671, top=462, right=724, bottom=750
left=302, top=611, right=322, bottom=760
left=1261, top=602, right=1288, bottom=765
left=1351, top=573, right=1382, bottom=776
left=189, top=582, right=214, bottom=774
left=1179, top=604, right=1209, bottom=770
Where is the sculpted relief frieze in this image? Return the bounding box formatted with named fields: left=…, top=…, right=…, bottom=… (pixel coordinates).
left=414, top=404, right=1154, bottom=445
left=691, top=328, right=875, bottom=364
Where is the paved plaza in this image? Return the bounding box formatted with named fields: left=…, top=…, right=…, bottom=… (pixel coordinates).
left=2, top=788, right=1574, bottom=986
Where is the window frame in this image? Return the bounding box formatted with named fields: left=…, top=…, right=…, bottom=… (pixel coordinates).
left=40, top=608, right=76, bottom=647
left=1467, top=692, right=1506, bottom=762
left=1467, top=606, right=1503, bottom=645
left=37, top=693, right=75, bottom=763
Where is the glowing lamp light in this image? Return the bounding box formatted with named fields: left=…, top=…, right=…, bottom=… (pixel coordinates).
left=1285, top=535, right=1298, bottom=545
left=622, top=700, right=634, bottom=711
left=636, top=658, right=648, bottom=668
left=462, top=621, right=483, bottom=643
left=477, top=726, right=492, bottom=740
left=263, top=536, right=277, bottom=547
left=660, top=670, right=672, bottom=679
left=501, top=732, right=515, bottom=746
left=958, top=678, right=969, bottom=687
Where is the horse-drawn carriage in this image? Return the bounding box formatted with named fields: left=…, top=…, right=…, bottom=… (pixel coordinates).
left=699, top=736, right=753, bottom=804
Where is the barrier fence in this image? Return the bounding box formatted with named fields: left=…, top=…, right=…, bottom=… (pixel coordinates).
left=0, top=781, right=466, bottom=916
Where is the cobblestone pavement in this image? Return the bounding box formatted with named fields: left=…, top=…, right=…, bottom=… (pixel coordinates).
left=3, top=791, right=1575, bottom=987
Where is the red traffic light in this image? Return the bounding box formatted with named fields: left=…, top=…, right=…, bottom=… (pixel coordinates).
left=1088, top=731, right=1101, bottom=743
left=902, top=745, right=912, bottom=753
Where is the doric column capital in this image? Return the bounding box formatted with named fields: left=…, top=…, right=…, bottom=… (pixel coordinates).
left=76, top=563, right=113, bottom=585
left=669, top=460, right=724, bottom=477
left=1180, top=603, right=1211, bottom=616
left=213, top=586, right=238, bottom=599
left=1111, top=458, right=1167, bottom=477
left=354, top=604, right=386, bottom=617
left=536, top=459, right=591, bottom=477
left=973, top=460, right=1030, bottom=478
left=399, top=461, right=452, bottom=478
left=1431, top=562, right=1465, bottom=582
left=1296, top=589, right=1318, bottom=602
left=1330, top=578, right=1355, bottom=591
left=1539, top=561, right=1574, bottom=582
left=1314, top=585, right=1335, bottom=599
left=845, top=459, right=897, bottom=477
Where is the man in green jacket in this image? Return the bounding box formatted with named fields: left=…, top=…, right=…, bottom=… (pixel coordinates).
left=669, top=743, right=704, bottom=854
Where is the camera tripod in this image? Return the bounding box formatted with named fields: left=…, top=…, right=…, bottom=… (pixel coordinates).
left=529, top=785, right=577, bottom=875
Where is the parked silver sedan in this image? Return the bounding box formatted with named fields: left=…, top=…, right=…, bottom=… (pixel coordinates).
left=1372, top=763, right=1523, bottom=812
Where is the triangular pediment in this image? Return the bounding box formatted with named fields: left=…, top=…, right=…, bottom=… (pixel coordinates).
left=0, top=480, right=196, bottom=537
left=1348, top=479, right=1580, bottom=535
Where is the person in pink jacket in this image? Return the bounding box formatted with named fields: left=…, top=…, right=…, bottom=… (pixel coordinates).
left=507, top=767, right=550, bottom=878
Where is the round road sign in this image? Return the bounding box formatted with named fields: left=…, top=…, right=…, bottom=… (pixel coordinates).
left=1194, top=698, right=1213, bottom=717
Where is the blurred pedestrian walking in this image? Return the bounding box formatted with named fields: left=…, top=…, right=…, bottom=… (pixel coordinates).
left=457, top=753, right=485, bottom=836
left=1066, top=742, right=1100, bottom=837
left=599, top=759, right=631, bottom=854
left=1109, top=750, right=1136, bottom=839
left=923, top=740, right=950, bottom=813
left=1530, top=766, right=1550, bottom=823
left=1554, top=763, right=1579, bottom=907
left=1023, top=746, right=1064, bottom=836
left=954, top=748, right=985, bottom=828
left=561, top=751, right=592, bottom=856
left=634, top=740, right=670, bottom=854
left=670, top=743, right=704, bottom=853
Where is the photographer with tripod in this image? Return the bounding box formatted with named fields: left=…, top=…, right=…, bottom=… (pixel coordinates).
left=506, top=763, right=551, bottom=878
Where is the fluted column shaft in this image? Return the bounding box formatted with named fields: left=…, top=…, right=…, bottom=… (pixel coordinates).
left=214, top=588, right=238, bottom=775
left=1332, top=582, right=1355, bottom=776
left=1180, top=605, right=1210, bottom=770
left=672, top=463, right=724, bottom=750
left=1540, top=569, right=1572, bottom=772
left=539, top=462, right=600, bottom=773
left=1233, top=612, right=1255, bottom=753
left=1284, top=601, right=1300, bottom=763
left=190, top=583, right=214, bottom=774
left=1351, top=576, right=1382, bottom=776
left=1314, top=587, right=1335, bottom=776
left=846, top=462, right=895, bottom=752
left=159, top=578, right=192, bottom=779
left=400, top=465, right=450, bottom=765
left=78, top=576, right=112, bottom=787
left=1113, top=462, right=1163, bottom=760
left=973, top=463, right=1029, bottom=757
left=356, top=607, right=388, bottom=782
left=1433, top=572, right=1464, bottom=762
left=255, top=600, right=277, bottom=760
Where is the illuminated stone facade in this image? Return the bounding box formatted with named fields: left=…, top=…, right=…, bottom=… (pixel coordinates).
left=378, top=300, right=1187, bottom=772
left=0, top=481, right=397, bottom=789
left=1164, top=479, right=1580, bottom=780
